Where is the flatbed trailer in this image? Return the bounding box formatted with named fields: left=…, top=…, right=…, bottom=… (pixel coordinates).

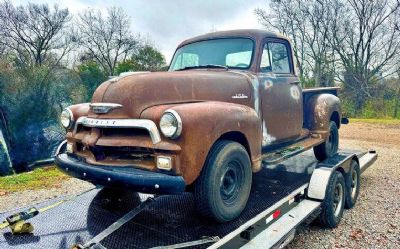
left=0, top=149, right=377, bottom=249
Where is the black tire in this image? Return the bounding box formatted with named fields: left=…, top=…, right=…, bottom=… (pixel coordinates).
left=314, top=121, right=339, bottom=161
left=194, top=140, right=252, bottom=223
left=345, top=160, right=360, bottom=209
left=317, top=171, right=346, bottom=228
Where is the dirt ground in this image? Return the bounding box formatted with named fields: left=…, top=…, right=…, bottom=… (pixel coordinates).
left=0, top=121, right=399, bottom=248
left=288, top=122, right=400, bottom=249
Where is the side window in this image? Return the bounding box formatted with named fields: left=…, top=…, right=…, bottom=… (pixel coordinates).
left=260, top=42, right=291, bottom=74
left=269, top=42, right=290, bottom=73
left=260, top=44, right=271, bottom=72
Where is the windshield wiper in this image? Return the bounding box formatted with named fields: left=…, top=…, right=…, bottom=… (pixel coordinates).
left=177, top=64, right=228, bottom=71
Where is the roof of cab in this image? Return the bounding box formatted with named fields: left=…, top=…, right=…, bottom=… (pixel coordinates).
left=177, top=29, right=287, bottom=48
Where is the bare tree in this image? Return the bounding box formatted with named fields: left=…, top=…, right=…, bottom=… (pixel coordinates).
left=77, top=7, right=140, bottom=76
left=256, top=0, right=336, bottom=87
left=256, top=1, right=309, bottom=80
left=328, top=0, right=400, bottom=110
left=0, top=0, right=74, bottom=66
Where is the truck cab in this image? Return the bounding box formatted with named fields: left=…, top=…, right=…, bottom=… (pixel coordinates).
left=56, top=29, right=343, bottom=223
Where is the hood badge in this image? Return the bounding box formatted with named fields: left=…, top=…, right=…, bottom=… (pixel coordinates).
left=232, top=93, right=248, bottom=99
left=90, top=103, right=123, bottom=114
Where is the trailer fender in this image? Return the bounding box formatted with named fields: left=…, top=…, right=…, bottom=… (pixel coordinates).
left=308, top=153, right=354, bottom=200
left=308, top=167, right=334, bottom=200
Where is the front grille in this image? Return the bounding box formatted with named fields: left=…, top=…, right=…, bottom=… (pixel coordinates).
left=101, top=128, right=149, bottom=137
left=92, top=146, right=154, bottom=161
left=75, top=144, right=157, bottom=170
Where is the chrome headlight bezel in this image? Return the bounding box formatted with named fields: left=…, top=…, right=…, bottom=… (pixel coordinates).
left=159, top=109, right=182, bottom=139
left=60, top=108, right=74, bottom=129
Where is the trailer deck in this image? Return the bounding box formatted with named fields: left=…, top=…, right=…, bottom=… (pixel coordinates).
left=0, top=150, right=377, bottom=249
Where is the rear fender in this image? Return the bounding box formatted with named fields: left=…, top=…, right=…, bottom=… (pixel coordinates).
left=141, top=101, right=262, bottom=184
left=304, top=94, right=341, bottom=136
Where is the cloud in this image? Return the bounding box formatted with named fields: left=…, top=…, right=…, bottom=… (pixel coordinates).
left=14, top=0, right=267, bottom=62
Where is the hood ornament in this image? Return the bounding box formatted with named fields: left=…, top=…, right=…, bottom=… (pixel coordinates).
left=90, top=103, right=123, bottom=114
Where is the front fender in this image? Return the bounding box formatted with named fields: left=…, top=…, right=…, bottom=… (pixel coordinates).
left=68, top=103, right=90, bottom=121
left=305, top=94, right=341, bottom=134
left=141, top=101, right=262, bottom=185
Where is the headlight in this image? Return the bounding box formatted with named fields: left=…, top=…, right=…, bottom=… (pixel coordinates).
left=60, top=108, right=74, bottom=129
left=159, top=110, right=182, bottom=139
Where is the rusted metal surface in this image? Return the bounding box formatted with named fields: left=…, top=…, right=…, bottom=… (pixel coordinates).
left=59, top=29, right=342, bottom=189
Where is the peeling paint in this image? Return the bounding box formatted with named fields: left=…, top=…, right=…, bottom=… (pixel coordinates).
left=262, top=120, right=276, bottom=146
left=265, top=80, right=274, bottom=91
left=290, top=85, right=300, bottom=101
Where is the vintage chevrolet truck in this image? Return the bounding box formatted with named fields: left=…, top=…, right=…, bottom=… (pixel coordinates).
left=56, top=29, right=345, bottom=222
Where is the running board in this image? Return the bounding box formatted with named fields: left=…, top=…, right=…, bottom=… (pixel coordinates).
left=240, top=200, right=321, bottom=249
left=359, top=150, right=378, bottom=174
left=262, top=137, right=324, bottom=165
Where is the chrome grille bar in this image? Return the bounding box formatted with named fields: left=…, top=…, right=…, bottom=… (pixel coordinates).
left=74, top=117, right=161, bottom=144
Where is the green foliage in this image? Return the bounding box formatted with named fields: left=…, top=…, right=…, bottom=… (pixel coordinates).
left=0, top=61, right=85, bottom=168
left=0, top=166, right=69, bottom=193
left=342, top=97, right=400, bottom=119
left=132, top=45, right=166, bottom=71
left=77, top=61, right=106, bottom=100
left=115, top=45, right=166, bottom=74
left=115, top=60, right=135, bottom=75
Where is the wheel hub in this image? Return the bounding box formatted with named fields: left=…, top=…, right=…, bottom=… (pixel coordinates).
left=333, top=182, right=344, bottom=217
left=220, top=162, right=242, bottom=205
left=351, top=170, right=358, bottom=199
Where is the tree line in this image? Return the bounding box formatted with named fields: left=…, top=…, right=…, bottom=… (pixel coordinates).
left=0, top=0, right=166, bottom=170
left=256, top=0, right=400, bottom=118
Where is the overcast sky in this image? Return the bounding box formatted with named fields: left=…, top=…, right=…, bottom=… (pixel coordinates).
left=14, top=0, right=267, bottom=63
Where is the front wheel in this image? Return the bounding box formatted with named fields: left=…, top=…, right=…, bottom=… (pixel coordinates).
left=314, top=121, right=339, bottom=161
left=194, top=140, right=252, bottom=223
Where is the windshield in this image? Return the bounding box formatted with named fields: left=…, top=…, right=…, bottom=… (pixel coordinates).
left=169, top=38, right=254, bottom=71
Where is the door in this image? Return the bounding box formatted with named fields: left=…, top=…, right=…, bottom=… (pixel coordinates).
left=259, top=40, right=303, bottom=147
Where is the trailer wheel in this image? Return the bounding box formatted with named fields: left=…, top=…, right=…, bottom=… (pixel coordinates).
left=314, top=121, right=339, bottom=161
left=345, top=160, right=360, bottom=209
left=194, top=140, right=252, bottom=223
left=318, top=171, right=345, bottom=228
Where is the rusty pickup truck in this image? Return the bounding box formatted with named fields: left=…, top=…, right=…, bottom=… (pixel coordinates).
left=56, top=29, right=345, bottom=222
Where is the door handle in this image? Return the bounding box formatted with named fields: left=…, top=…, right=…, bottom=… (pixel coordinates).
left=290, top=81, right=300, bottom=85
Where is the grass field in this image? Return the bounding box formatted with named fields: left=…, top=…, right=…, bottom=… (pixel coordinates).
left=350, top=118, right=400, bottom=125
left=0, top=166, right=69, bottom=195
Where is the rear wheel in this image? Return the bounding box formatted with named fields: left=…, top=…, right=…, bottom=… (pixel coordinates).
left=314, top=121, right=339, bottom=161
left=317, top=171, right=346, bottom=228
left=345, top=160, right=360, bottom=209
left=194, top=140, right=252, bottom=223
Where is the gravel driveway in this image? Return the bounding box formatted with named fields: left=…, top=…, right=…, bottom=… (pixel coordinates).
left=0, top=121, right=399, bottom=248
left=288, top=122, right=400, bottom=248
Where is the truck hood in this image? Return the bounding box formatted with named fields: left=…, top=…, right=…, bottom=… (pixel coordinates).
left=90, top=70, right=254, bottom=118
